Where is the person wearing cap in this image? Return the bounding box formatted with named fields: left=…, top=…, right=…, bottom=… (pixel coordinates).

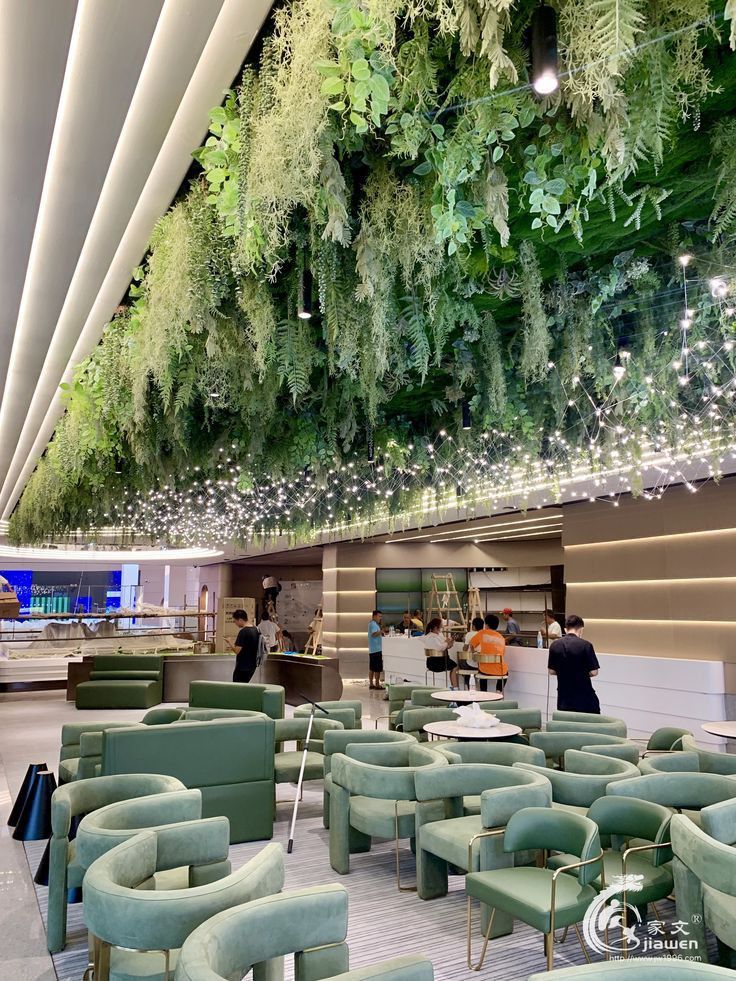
left=500, top=608, right=522, bottom=645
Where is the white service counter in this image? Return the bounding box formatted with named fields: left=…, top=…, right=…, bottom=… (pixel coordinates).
left=383, top=636, right=729, bottom=748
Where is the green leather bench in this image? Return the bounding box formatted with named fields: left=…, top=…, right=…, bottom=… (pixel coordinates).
left=75, top=654, right=163, bottom=709
left=100, top=716, right=276, bottom=843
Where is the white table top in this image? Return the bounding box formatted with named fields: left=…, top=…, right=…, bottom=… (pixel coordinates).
left=701, top=721, right=736, bottom=739
left=431, top=690, right=504, bottom=704
left=423, top=720, right=522, bottom=741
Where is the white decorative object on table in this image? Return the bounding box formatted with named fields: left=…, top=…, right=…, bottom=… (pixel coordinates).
left=452, top=703, right=500, bottom=728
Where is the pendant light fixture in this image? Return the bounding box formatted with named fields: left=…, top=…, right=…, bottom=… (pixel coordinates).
left=531, top=4, right=559, bottom=96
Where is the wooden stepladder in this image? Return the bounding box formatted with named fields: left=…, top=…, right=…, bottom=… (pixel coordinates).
left=304, top=604, right=323, bottom=655
left=466, top=586, right=483, bottom=624
left=426, top=573, right=467, bottom=631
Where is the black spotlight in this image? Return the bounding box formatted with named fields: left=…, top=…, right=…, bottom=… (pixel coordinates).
left=531, top=4, right=558, bottom=95
left=461, top=400, right=472, bottom=431
left=298, top=267, right=313, bottom=320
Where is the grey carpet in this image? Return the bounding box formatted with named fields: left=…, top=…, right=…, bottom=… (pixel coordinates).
left=24, top=786, right=696, bottom=981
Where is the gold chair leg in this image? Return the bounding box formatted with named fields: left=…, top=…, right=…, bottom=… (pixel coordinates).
left=573, top=923, right=591, bottom=964
left=163, top=947, right=171, bottom=981
left=467, top=897, right=496, bottom=971
left=554, top=926, right=569, bottom=944
left=97, top=938, right=111, bottom=981
left=545, top=933, right=554, bottom=971
left=651, top=901, right=665, bottom=927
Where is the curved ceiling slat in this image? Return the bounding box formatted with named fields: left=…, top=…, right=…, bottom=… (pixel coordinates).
left=0, top=0, right=274, bottom=520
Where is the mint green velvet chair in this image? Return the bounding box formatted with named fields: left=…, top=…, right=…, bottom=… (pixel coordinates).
left=515, top=749, right=640, bottom=814
left=415, top=764, right=552, bottom=937
left=699, top=796, right=736, bottom=844
left=174, top=883, right=434, bottom=981
left=329, top=742, right=447, bottom=887
left=100, top=717, right=276, bottom=843
left=188, top=680, right=285, bottom=720
left=581, top=741, right=640, bottom=765
left=608, top=771, right=736, bottom=815
left=530, top=730, right=630, bottom=768
left=273, top=716, right=343, bottom=790
left=400, top=707, right=457, bottom=742
left=59, top=722, right=140, bottom=783
left=47, top=773, right=186, bottom=954
left=181, top=707, right=268, bottom=722
left=681, top=734, right=736, bottom=775
left=672, top=811, right=736, bottom=966
left=294, top=700, right=363, bottom=732
left=322, top=729, right=415, bottom=828
left=76, top=654, right=164, bottom=709
left=432, top=741, right=547, bottom=767
left=465, top=808, right=603, bottom=972
left=547, top=719, right=627, bottom=737
left=547, top=795, right=673, bottom=955
left=553, top=710, right=627, bottom=729
left=489, top=707, right=543, bottom=734
left=380, top=685, right=443, bottom=730
left=530, top=960, right=736, bottom=979
left=83, top=825, right=284, bottom=981
left=640, top=726, right=691, bottom=755
left=638, top=750, right=700, bottom=775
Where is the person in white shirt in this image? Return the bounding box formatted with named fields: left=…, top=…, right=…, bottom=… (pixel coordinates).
left=457, top=616, right=484, bottom=688
left=423, top=617, right=459, bottom=688
left=257, top=612, right=281, bottom=652
left=538, top=611, right=562, bottom=647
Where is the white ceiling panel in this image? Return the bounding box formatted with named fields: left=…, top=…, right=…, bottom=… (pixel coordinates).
left=0, top=0, right=274, bottom=520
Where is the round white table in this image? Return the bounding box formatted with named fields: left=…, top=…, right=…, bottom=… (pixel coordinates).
left=423, top=720, right=522, bottom=741
left=431, top=690, right=504, bottom=704
left=701, top=721, right=736, bottom=739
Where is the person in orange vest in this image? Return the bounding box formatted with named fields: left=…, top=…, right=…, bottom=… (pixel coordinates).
left=470, top=613, right=509, bottom=693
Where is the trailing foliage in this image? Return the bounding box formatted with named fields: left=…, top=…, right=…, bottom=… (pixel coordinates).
left=9, top=0, right=736, bottom=544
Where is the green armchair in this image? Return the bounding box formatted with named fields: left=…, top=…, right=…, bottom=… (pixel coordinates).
left=546, top=719, right=627, bottom=737
left=415, top=764, right=552, bottom=938
left=46, top=773, right=186, bottom=953
left=273, top=716, right=343, bottom=790
left=699, top=796, right=736, bottom=844
left=188, top=679, right=285, bottom=720
left=58, top=721, right=141, bottom=783
left=516, top=749, right=640, bottom=813
left=142, top=707, right=186, bottom=725
left=432, top=741, right=547, bottom=767
left=465, top=808, right=603, bottom=972
left=608, top=771, right=736, bottom=816
left=681, top=734, right=736, bottom=775
left=174, top=883, right=433, bottom=981
left=581, top=741, right=640, bottom=765
left=83, top=824, right=285, bottom=981
left=530, top=731, right=631, bottom=768
left=100, top=717, right=276, bottom=843
left=294, top=700, right=363, bottom=734
left=641, top=726, right=691, bottom=755
left=672, top=811, right=736, bottom=965
left=75, top=654, right=164, bottom=709
left=638, top=751, right=700, bottom=774
left=322, top=729, right=415, bottom=828
left=552, top=710, right=627, bottom=729
left=329, top=742, right=447, bottom=887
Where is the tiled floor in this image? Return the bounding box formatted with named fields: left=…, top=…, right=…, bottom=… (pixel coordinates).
left=0, top=680, right=386, bottom=981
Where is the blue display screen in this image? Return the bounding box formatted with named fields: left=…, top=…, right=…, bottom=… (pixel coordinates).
left=0, top=570, right=32, bottom=613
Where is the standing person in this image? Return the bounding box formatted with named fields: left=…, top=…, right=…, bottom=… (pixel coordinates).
left=262, top=574, right=281, bottom=611
left=423, top=618, right=459, bottom=688
left=548, top=614, right=601, bottom=713
left=500, top=608, right=522, bottom=645
left=228, top=610, right=259, bottom=683
left=459, top=616, right=484, bottom=689
left=470, top=614, right=508, bottom=692
left=538, top=610, right=562, bottom=647
left=367, top=610, right=385, bottom=690
left=257, top=611, right=281, bottom=653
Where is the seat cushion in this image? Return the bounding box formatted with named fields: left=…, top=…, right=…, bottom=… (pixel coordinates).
left=466, top=867, right=598, bottom=933
left=350, top=796, right=418, bottom=840
left=547, top=851, right=673, bottom=905
left=419, top=815, right=483, bottom=870
left=275, top=751, right=324, bottom=784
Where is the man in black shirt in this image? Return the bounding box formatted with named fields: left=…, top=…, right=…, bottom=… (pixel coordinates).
left=547, top=614, right=601, bottom=713
left=229, top=610, right=259, bottom=683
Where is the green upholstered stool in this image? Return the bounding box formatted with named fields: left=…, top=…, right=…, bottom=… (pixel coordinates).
left=515, top=749, right=640, bottom=814
left=83, top=826, right=284, bottom=981
left=188, top=679, right=285, bottom=719
left=100, top=717, right=276, bottom=843
left=75, top=655, right=164, bottom=709
left=46, top=773, right=186, bottom=954
left=465, top=808, right=602, bottom=973
left=174, top=883, right=434, bottom=981
left=415, top=763, right=552, bottom=938
left=530, top=960, right=736, bottom=979
left=322, top=729, right=415, bottom=828
left=329, top=743, right=447, bottom=888
left=672, top=811, right=736, bottom=965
